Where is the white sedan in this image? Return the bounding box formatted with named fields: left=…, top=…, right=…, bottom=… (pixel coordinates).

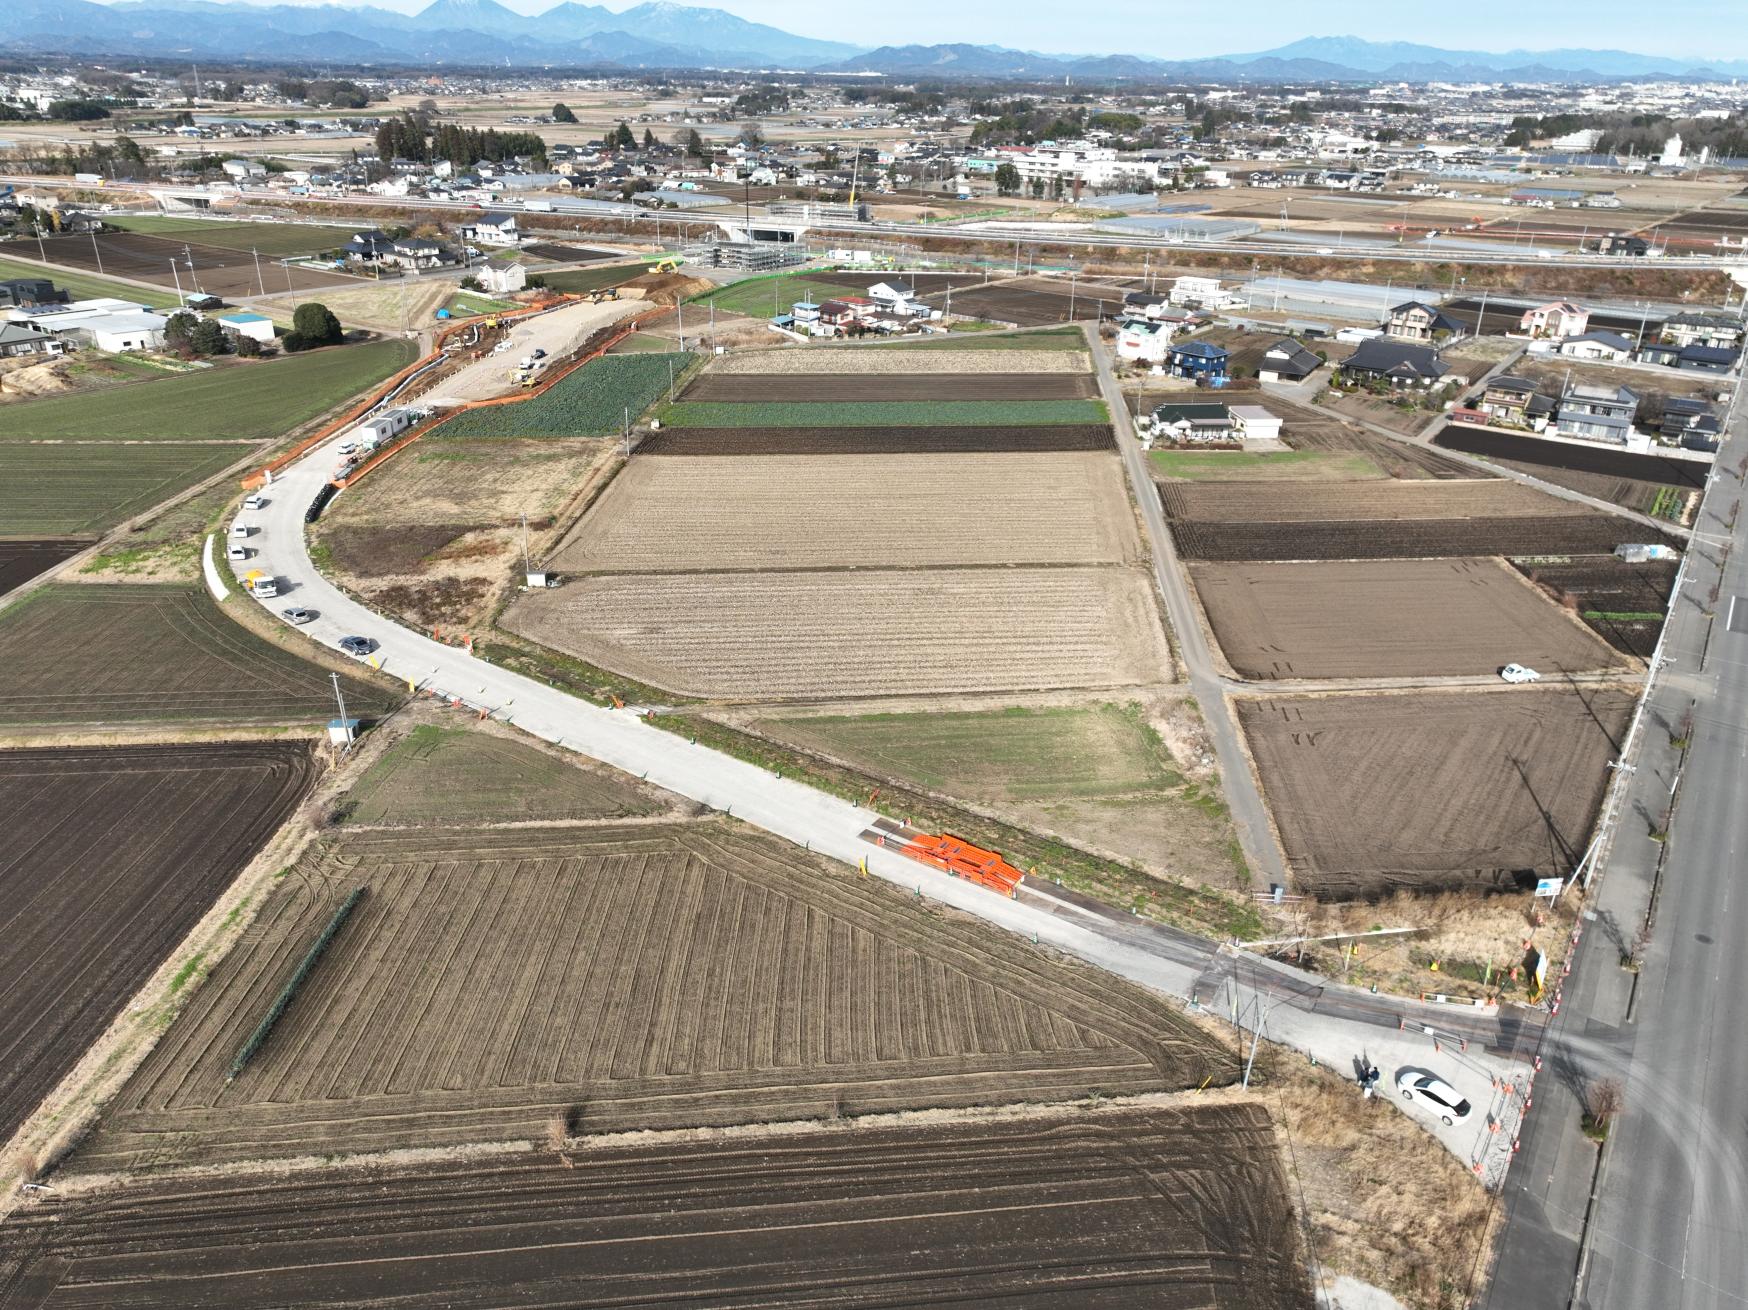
left=1397, top=1070, right=1473, bottom=1125
left=1500, top=663, right=1542, bottom=684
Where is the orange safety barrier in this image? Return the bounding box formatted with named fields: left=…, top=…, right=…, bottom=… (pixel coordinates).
left=897, top=832, right=1024, bottom=898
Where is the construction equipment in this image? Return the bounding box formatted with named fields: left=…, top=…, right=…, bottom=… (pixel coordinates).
left=898, top=832, right=1024, bottom=898
left=651, top=257, right=681, bottom=274
left=587, top=286, right=620, bottom=303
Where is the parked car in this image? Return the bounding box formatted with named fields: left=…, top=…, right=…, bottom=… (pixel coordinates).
left=532, top=348, right=547, bottom=359
left=339, top=635, right=377, bottom=657
left=492, top=341, right=513, bottom=354
left=229, top=522, right=251, bottom=539
left=226, top=544, right=251, bottom=561
left=243, top=494, right=267, bottom=510
left=282, top=606, right=316, bottom=625
left=1396, top=1071, right=1472, bottom=1125
left=1499, top=663, right=1542, bottom=684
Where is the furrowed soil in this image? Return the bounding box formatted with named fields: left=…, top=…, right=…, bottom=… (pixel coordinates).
left=1191, top=558, right=1627, bottom=679
left=0, top=742, right=315, bottom=1142
left=1161, top=479, right=1653, bottom=561
left=1434, top=426, right=1710, bottom=489
left=1282, top=414, right=1483, bottom=480
left=504, top=567, right=1172, bottom=699
left=0, top=540, right=86, bottom=597
left=551, top=453, right=1136, bottom=573
left=2, top=1104, right=1309, bottom=1309
left=0, top=585, right=397, bottom=727
left=634, top=424, right=1114, bottom=455
left=75, top=822, right=1229, bottom=1171
left=707, top=347, right=1091, bottom=375
left=30, top=228, right=355, bottom=298
left=680, top=372, right=1099, bottom=401
left=1238, top=687, right=1635, bottom=897
left=1513, top=556, right=1679, bottom=658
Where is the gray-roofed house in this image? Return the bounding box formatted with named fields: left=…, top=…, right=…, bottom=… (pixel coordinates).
left=0, top=277, right=67, bottom=309
left=1555, top=383, right=1638, bottom=444
left=0, top=321, right=64, bottom=358
left=1384, top=300, right=1463, bottom=342
left=1558, top=330, right=1634, bottom=362
left=1340, top=338, right=1449, bottom=388
left=1676, top=344, right=1740, bottom=374
left=1256, top=338, right=1321, bottom=382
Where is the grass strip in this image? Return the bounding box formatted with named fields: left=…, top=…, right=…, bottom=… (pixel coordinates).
left=648, top=711, right=1261, bottom=940
left=228, top=887, right=365, bottom=1080
left=1582, top=610, right=1665, bottom=622
left=874, top=326, right=1089, bottom=351
left=0, top=254, right=180, bottom=309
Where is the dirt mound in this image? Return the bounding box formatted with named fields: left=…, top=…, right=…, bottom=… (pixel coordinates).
left=0, top=359, right=73, bottom=398
left=617, top=271, right=712, bottom=305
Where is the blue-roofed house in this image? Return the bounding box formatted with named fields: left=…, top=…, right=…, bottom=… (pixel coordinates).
left=1167, top=339, right=1229, bottom=382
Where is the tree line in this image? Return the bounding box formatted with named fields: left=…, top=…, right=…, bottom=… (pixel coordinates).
left=373, top=113, right=547, bottom=168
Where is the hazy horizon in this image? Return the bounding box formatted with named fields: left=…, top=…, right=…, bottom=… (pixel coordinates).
left=79, top=0, right=1748, bottom=63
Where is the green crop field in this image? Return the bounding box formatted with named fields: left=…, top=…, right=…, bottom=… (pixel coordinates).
left=0, top=585, right=399, bottom=726
left=431, top=352, right=692, bottom=439
left=763, top=704, right=1181, bottom=802
left=659, top=399, right=1108, bottom=428
left=695, top=274, right=865, bottom=319
left=344, top=724, right=655, bottom=825
left=879, top=326, right=1090, bottom=351
left=443, top=291, right=521, bottom=318
left=0, top=442, right=257, bottom=536
left=104, top=217, right=357, bottom=257
left=0, top=254, right=179, bottom=309
left=1148, top=449, right=1386, bottom=481
left=0, top=339, right=416, bottom=441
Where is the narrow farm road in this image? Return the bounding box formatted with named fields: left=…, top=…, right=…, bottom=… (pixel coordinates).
left=228, top=362, right=1530, bottom=1170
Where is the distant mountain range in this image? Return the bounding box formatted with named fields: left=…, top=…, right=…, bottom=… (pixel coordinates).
left=1, top=1, right=1745, bottom=83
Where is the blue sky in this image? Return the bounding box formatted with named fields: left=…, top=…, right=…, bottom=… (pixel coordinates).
left=91, top=0, right=1748, bottom=59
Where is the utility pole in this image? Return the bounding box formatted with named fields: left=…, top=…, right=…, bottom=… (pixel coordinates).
left=252, top=246, right=265, bottom=297
left=89, top=228, right=103, bottom=275
left=667, top=351, right=675, bottom=401
left=183, top=243, right=202, bottom=294
left=33, top=221, right=46, bottom=263
left=520, top=512, right=531, bottom=580
left=329, top=672, right=350, bottom=749
left=170, top=257, right=186, bottom=306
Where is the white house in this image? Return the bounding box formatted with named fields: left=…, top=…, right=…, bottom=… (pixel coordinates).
left=1230, top=404, right=1284, bottom=443
left=460, top=212, right=521, bottom=246
left=84, top=311, right=171, bottom=353
left=1520, top=300, right=1589, bottom=339
left=1116, top=317, right=1173, bottom=364
left=865, top=280, right=928, bottom=316
left=1169, top=275, right=1235, bottom=309
left=1558, top=330, right=1633, bottom=362
left=477, top=262, right=528, bottom=295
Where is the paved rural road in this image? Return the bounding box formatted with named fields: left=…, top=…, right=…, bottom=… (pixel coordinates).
left=1485, top=394, right=1748, bottom=1308
left=230, top=361, right=1530, bottom=1166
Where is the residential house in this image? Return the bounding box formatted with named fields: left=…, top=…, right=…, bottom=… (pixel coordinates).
left=459, top=212, right=521, bottom=246
left=1676, top=344, right=1740, bottom=374
left=1596, top=234, right=1650, bottom=256
left=865, top=280, right=929, bottom=316
left=1661, top=311, right=1743, bottom=350
left=1256, top=338, right=1321, bottom=382
left=387, top=237, right=452, bottom=270
left=1169, top=275, right=1236, bottom=309
left=1660, top=396, right=1711, bottom=440
left=1341, top=338, right=1449, bottom=388
left=342, top=230, right=398, bottom=264
left=1636, top=341, right=1683, bottom=368
left=1554, top=384, right=1638, bottom=444
left=1229, top=404, right=1283, bottom=443
left=0, top=277, right=67, bottom=309
left=1122, top=289, right=1170, bottom=319
left=1519, top=300, right=1589, bottom=339
left=1384, top=300, right=1462, bottom=342
left=1116, top=317, right=1172, bottom=364
left=1477, top=374, right=1555, bottom=429
left=0, top=321, right=64, bottom=358
left=1167, top=339, right=1230, bottom=382
left=815, top=299, right=867, bottom=332
left=1150, top=402, right=1237, bottom=442
left=1558, top=330, right=1633, bottom=362
left=1678, top=413, right=1725, bottom=452
left=477, top=263, right=527, bottom=295
left=790, top=300, right=822, bottom=332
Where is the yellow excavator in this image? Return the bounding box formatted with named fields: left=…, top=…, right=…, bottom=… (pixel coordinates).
left=650, top=256, right=681, bottom=274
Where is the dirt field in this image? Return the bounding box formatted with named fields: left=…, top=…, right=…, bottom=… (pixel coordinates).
left=708, top=347, right=1090, bottom=376
left=681, top=372, right=1099, bottom=401
left=0, top=540, right=84, bottom=597
left=253, top=276, right=453, bottom=332
left=634, top=423, right=1114, bottom=455
left=0, top=742, right=314, bottom=1142
left=1514, top=556, right=1679, bottom=658
left=1434, top=426, right=1710, bottom=489
left=1161, top=478, right=1653, bottom=561
left=0, top=585, right=397, bottom=727
left=4, top=1104, right=1308, bottom=1308
left=1192, top=558, right=1627, bottom=679
left=1239, top=687, right=1635, bottom=897
left=76, top=822, right=1227, bottom=1170
left=32, top=229, right=357, bottom=298
left=325, top=438, right=618, bottom=530
left=1280, top=410, right=1482, bottom=480
left=926, top=281, right=1117, bottom=326
left=506, top=567, right=1172, bottom=699
left=552, top=453, right=1136, bottom=573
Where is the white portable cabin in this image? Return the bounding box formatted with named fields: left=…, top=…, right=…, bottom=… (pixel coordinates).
left=338, top=406, right=423, bottom=452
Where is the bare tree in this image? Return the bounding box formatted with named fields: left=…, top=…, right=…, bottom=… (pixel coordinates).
left=1588, top=1078, right=1625, bottom=1129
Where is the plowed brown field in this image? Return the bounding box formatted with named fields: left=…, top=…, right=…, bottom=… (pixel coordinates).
left=505, top=567, right=1172, bottom=699
left=1192, top=558, right=1627, bottom=679
left=681, top=372, right=1099, bottom=401
left=551, top=452, right=1135, bottom=573
left=0, top=743, right=315, bottom=1142
left=1238, top=688, right=1634, bottom=897
left=77, top=823, right=1226, bottom=1171
left=634, top=423, right=1115, bottom=455
left=3, top=1105, right=1308, bottom=1308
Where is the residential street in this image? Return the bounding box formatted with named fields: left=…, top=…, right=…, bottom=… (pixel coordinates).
left=1485, top=399, right=1747, bottom=1307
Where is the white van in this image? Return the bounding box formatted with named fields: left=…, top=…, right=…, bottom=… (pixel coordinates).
left=230, top=522, right=252, bottom=539
left=226, top=544, right=251, bottom=562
